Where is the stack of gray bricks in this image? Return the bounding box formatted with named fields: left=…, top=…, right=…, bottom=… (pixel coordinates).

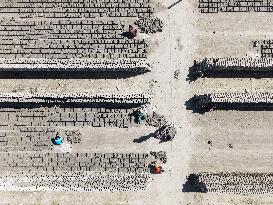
left=195, top=172, right=273, bottom=194
left=196, top=92, right=273, bottom=104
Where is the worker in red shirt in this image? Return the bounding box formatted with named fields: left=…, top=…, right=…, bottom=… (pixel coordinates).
left=150, top=161, right=164, bottom=174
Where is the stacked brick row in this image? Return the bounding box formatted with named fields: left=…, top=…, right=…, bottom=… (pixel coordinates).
left=0, top=59, right=150, bottom=72
left=199, top=0, right=273, bottom=13
left=189, top=57, right=273, bottom=81
left=0, top=93, right=151, bottom=104
left=192, top=92, right=273, bottom=111
left=197, top=172, right=273, bottom=194
left=195, top=92, right=273, bottom=104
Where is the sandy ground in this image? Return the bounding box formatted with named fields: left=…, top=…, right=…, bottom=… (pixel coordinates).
left=2, top=0, right=273, bottom=204
left=186, top=1, right=273, bottom=205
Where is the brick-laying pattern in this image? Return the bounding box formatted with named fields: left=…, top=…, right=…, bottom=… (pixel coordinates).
left=0, top=0, right=156, bottom=72
left=1, top=0, right=153, bottom=19
left=0, top=152, right=156, bottom=192
left=0, top=128, right=55, bottom=152
left=0, top=93, right=165, bottom=191
left=0, top=93, right=150, bottom=151
left=0, top=153, right=149, bottom=173
left=199, top=0, right=273, bottom=13
left=0, top=128, right=83, bottom=152
left=134, top=17, right=163, bottom=34
left=188, top=57, right=273, bottom=81
left=184, top=172, right=273, bottom=194
left=0, top=20, right=147, bottom=59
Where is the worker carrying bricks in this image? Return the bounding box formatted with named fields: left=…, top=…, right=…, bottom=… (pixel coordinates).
left=150, top=161, right=164, bottom=174
left=129, top=25, right=137, bottom=38
left=155, top=124, right=176, bottom=143
left=123, top=25, right=137, bottom=39
left=52, top=132, right=63, bottom=145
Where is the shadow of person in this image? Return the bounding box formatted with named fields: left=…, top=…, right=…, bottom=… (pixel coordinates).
left=51, top=138, right=57, bottom=145
left=51, top=137, right=63, bottom=145
left=148, top=164, right=154, bottom=174
left=133, top=132, right=155, bottom=143
left=121, top=31, right=135, bottom=39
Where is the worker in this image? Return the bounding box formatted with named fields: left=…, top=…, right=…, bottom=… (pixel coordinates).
left=122, top=25, right=138, bottom=39
left=53, top=132, right=63, bottom=145
left=129, top=25, right=137, bottom=38
left=135, top=110, right=146, bottom=124
left=153, top=165, right=163, bottom=174
left=150, top=161, right=164, bottom=174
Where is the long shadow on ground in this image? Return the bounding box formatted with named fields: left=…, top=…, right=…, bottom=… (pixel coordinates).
left=133, top=132, right=156, bottom=143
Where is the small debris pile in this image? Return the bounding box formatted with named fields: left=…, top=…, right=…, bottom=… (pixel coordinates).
left=135, top=17, right=163, bottom=34
left=193, top=57, right=273, bottom=70
left=150, top=151, right=167, bottom=163
left=174, top=70, right=181, bottom=79
left=155, top=124, right=176, bottom=143
left=65, top=130, right=82, bottom=144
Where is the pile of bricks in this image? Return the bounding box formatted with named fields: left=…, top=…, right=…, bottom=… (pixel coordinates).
left=199, top=0, right=273, bottom=13
left=189, top=172, right=273, bottom=194
left=196, top=92, right=273, bottom=104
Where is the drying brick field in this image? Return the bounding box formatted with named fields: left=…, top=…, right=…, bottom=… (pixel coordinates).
left=2, top=0, right=273, bottom=205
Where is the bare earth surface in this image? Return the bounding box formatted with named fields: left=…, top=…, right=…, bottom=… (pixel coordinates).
left=187, top=1, right=273, bottom=204
left=2, top=0, right=273, bottom=205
